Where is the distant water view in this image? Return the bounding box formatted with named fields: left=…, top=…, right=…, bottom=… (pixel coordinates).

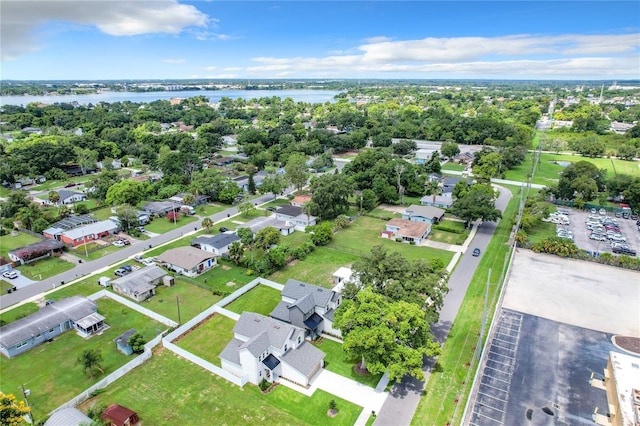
left=0, top=89, right=342, bottom=106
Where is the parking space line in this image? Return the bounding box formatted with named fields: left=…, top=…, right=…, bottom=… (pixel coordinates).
left=477, top=391, right=508, bottom=404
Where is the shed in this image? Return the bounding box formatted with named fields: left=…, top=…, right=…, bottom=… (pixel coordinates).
left=102, top=404, right=139, bottom=426
left=114, top=328, right=137, bottom=355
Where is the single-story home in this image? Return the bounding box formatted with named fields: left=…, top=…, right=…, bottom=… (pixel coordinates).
left=242, top=216, right=295, bottom=236
left=290, top=194, right=312, bottom=207
left=275, top=206, right=316, bottom=231
left=45, top=408, right=93, bottom=426
left=270, top=278, right=343, bottom=339
left=43, top=215, right=97, bottom=240
left=111, top=265, right=168, bottom=302
left=8, top=239, right=66, bottom=265
left=220, top=312, right=325, bottom=387
left=420, top=194, right=453, bottom=209
left=441, top=177, right=472, bottom=197
left=382, top=218, right=431, bottom=244
left=427, top=173, right=442, bottom=183
left=402, top=204, right=445, bottom=224
left=60, top=219, right=119, bottom=247
left=101, top=404, right=139, bottom=426
left=114, top=329, right=137, bottom=355
left=57, top=190, right=87, bottom=205
left=169, top=193, right=210, bottom=206
left=158, top=246, right=217, bottom=277
left=191, top=233, right=241, bottom=256
left=141, top=201, right=177, bottom=217
left=0, top=296, right=105, bottom=358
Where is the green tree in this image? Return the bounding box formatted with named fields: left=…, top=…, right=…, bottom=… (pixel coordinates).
left=32, top=217, right=50, bottom=234
left=105, top=180, right=149, bottom=206
left=258, top=173, right=287, bottom=200
left=333, top=214, right=351, bottom=231
left=360, top=189, right=377, bottom=212
left=255, top=226, right=281, bottom=250
left=115, top=204, right=139, bottom=231
left=75, top=147, right=98, bottom=175
left=0, top=392, right=31, bottom=426
left=238, top=202, right=256, bottom=217
left=309, top=173, right=353, bottom=219
left=556, top=161, right=606, bottom=200
left=128, top=333, right=147, bottom=354
left=77, top=349, right=104, bottom=378
left=285, top=152, right=310, bottom=193
left=309, top=221, right=333, bottom=246
left=441, top=141, right=460, bottom=159
left=228, top=241, right=244, bottom=265
left=334, top=288, right=439, bottom=382
left=16, top=203, right=42, bottom=231
left=201, top=217, right=213, bottom=231
left=48, top=191, right=60, bottom=205
left=236, top=227, right=254, bottom=246
left=181, top=193, right=195, bottom=206
left=617, top=144, right=637, bottom=161
left=450, top=186, right=502, bottom=228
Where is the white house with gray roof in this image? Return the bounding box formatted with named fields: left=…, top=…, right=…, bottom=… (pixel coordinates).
left=190, top=233, right=241, bottom=256
left=274, top=206, right=317, bottom=231
left=270, top=279, right=343, bottom=339
left=0, top=296, right=105, bottom=358
left=158, top=246, right=217, bottom=277
left=219, top=312, right=325, bottom=386
left=111, top=265, right=168, bottom=302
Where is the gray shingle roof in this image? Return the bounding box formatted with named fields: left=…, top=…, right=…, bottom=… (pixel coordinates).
left=191, top=233, right=240, bottom=249
left=405, top=204, right=445, bottom=219
left=219, top=337, right=244, bottom=365
left=283, top=279, right=333, bottom=308
left=57, top=190, right=83, bottom=201
left=8, top=239, right=65, bottom=258
left=62, top=220, right=118, bottom=240
left=276, top=205, right=303, bottom=218
left=114, top=328, right=137, bottom=346
left=233, top=312, right=302, bottom=350
left=0, top=296, right=96, bottom=348
left=240, top=331, right=271, bottom=357
left=158, top=246, right=216, bottom=270
left=270, top=301, right=291, bottom=323
left=112, top=265, right=166, bottom=293
left=280, top=341, right=325, bottom=376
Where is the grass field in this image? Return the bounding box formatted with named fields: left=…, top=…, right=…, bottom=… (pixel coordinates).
left=79, top=350, right=363, bottom=426
left=90, top=207, right=113, bottom=221
left=0, top=232, right=41, bottom=258
left=195, top=203, right=227, bottom=217
left=145, top=215, right=198, bottom=234
left=430, top=220, right=469, bottom=245
left=441, top=162, right=466, bottom=172
left=176, top=313, right=236, bottom=367
left=525, top=221, right=557, bottom=244
left=0, top=298, right=165, bottom=418
left=141, top=280, right=220, bottom=323
left=74, top=244, right=121, bottom=261
left=224, top=284, right=282, bottom=316
left=17, top=256, right=74, bottom=280
left=313, top=338, right=382, bottom=388
left=412, top=186, right=519, bottom=426
left=30, top=175, right=89, bottom=192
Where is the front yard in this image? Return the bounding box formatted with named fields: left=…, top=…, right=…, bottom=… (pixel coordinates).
left=176, top=313, right=236, bottom=367
left=80, top=350, right=363, bottom=426
left=0, top=298, right=165, bottom=418
left=144, top=215, right=198, bottom=234
left=16, top=256, right=74, bottom=280
left=224, top=284, right=282, bottom=316
left=429, top=220, right=470, bottom=245
left=313, top=338, right=383, bottom=388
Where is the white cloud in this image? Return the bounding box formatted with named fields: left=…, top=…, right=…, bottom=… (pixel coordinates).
left=362, top=36, right=392, bottom=44
left=1, top=0, right=209, bottom=60
left=202, top=66, right=217, bottom=71
left=163, top=58, right=186, bottom=64
left=191, top=30, right=237, bottom=41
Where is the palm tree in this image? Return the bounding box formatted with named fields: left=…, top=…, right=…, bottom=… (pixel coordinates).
left=48, top=191, right=60, bottom=205
left=16, top=204, right=42, bottom=231
left=202, top=217, right=213, bottom=231
left=182, top=193, right=195, bottom=206
left=77, top=349, right=104, bottom=378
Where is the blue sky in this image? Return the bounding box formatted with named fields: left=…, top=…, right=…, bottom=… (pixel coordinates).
left=1, top=1, right=639, bottom=80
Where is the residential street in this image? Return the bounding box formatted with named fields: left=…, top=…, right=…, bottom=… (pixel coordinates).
left=374, top=186, right=513, bottom=426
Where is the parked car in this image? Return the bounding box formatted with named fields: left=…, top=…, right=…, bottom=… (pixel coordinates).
left=121, top=264, right=133, bottom=272
left=112, top=240, right=125, bottom=247
left=219, top=227, right=229, bottom=233
left=119, top=238, right=130, bottom=245
left=589, top=234, right=607, bottom=241
left=590, top=208, right=597, bottom=214
left=612, top=246, right=637, bottom=256
left=134, top=255, right=144, bottom=263
left=114, top=268, right=128, bottom=277
left=2, top=271, right=18, bottom=279
left=142, top=259, right=156, bottom=267
left=472, top=248, right=481, bottom=257
left=266, top=206, right=277, bottom=212
left=599, top=208, right=606, bottom=215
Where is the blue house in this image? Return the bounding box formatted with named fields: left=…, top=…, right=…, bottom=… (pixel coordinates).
left=0, top=296, right=105, bottom=358
left=114, top=329, right=137, bottom=355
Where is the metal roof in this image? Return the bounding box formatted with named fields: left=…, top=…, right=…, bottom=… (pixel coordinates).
left=303, top=312, right=324, bottom=330
left=111, top=265, right=166, bottom=295
left=62, top=220, right=118, bottom=240
left=262, top=353, right=281, bottom=370
left=45, top=408, right=92, bottom=426
left=75, top=313, right=105, bottom=329
left=190, top=233, right=240, bottom=249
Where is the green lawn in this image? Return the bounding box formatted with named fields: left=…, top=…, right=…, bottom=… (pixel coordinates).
left=0, top=302, right=40, bottom=325
left=441, top=162, right=466, bottom=172
left=74, top=244, right=121, bottom=261
left=141, top=279, right=220, bottom=323
left=90, top=207, right=113, bottom=221
left=313, top=339, right=382, bottom=388
left=175, top=259, right=255, bottom=295
left=79, top=350, right=362, bottom=426
left=0, top=232, right=41, bottom=258
left=281, top=230, right=312, bottom=247
left=262, top=198, right=293, bottom=209
left=525, top=220, right=557, bottom=244
left=17, top=256, right=74, bottom=280
left=195, top=203, right=227, bottom=217
left=412, top=187, right=519, bottom=426
left=176, top=313, right=236, bottom=366
left=145, top=215, right=198, bottom=234
left=269, top=247, right=360, bottom=289
left=30, top=175, right=89, bottom=191
left=224, top=284, right=282, bottom=316
left=430, top=220, right=470, bottom=245
left=365, top=207, right=401, bottom=220
left=0, top=298, right=165, bottom=419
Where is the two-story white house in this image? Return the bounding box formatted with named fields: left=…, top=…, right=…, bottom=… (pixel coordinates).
left=270, top=279, right=343, bottom=339
left=219, top=312, right=325, bottom=386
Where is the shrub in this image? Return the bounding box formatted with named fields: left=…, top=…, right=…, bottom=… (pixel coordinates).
left=395, top=237, right=402, bottom=242
left=329, top=399, right=337, bottom=411
left=259, top=378, right=270, bottom=392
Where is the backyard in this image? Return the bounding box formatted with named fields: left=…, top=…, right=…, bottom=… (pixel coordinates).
left=176, top=313, right=236, bottom=367
left=313, top=338, right=382, bottom=388
left=139, top=279, right=219, bottom=323
left=429, top=220, right=470, bottom=245
left=0, top=231, right=41, bottom=258
left=79, top=350, right=364, bottom=426
left=224, top=284, right=282, bottom=316
left=0, top=297, right=165, bottom=418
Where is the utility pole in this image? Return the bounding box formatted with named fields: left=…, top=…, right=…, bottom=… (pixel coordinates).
left=21, top=384, right=34, bottom=425
left=176, top=296, right=181, bottom=325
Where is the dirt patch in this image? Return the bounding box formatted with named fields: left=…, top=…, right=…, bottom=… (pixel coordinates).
left=353, top=361, right=371, bottom=376
left=613, top=335, right=640, bottom=355
left=226, top=281, right=236, bottom=287
left=287, top=259, right=299, bottom=267
left=327, top=409, right=339, bottom=418
left=221, top=265, right=231, bottom=270
left=377, top=204, right=406, bottom=214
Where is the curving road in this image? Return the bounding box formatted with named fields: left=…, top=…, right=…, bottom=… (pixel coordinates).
left=374, top=186, right=514, bottom=426
left=0, top=193, right=279, bottom=309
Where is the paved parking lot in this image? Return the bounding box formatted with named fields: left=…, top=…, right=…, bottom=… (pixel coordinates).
left=554, top=207, right=640, bottom=255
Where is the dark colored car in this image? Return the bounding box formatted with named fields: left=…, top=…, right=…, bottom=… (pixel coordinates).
left=121, top=264, right=133, bottom=272
left=612, top=246, right=637, bottom=256
left=219, top=227, right=229, bottom=233
left=114, top=268, right=128, bottom=277
left=472, top=248, right=481, bottom=257
left=64, top=182, right=76, bottom=187
left=266, top=206, right=277, bottom=212
left=120, top=238, right=131, bottom=245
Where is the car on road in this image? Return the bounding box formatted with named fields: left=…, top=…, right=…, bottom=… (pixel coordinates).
left=112, top=240, right=125, bottom=247
left=472, top=248, right=481, bottom=257
left=64, top=182, right=77, bottom=188
left=219, top=227, right=229, bottom=233
left=2, top=271, right=18, bottom=279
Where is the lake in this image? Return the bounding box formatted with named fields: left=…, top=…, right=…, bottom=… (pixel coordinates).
left=0, top=89, right=342, bottom=107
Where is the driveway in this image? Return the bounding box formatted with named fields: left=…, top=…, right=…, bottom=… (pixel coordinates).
left=2, top=271, right=36, bottom=289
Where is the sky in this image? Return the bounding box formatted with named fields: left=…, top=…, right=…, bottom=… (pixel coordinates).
left=1, top=1, right=639, bottom=81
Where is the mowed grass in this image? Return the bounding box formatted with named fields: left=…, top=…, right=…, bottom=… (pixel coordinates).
left=145, top=215, right=198, bottom=234
left=176, top=313, right=236, bottom=367
left=140, top=279, right=220, bottom=323
left=17, top=256, right=74, bottom=280
left=0, top=298, right=165, bottom=418
left=224, top=284, right=282, bottom=316
left=441, top=162, right=466, bottom=171
left=412, top=187, right=519, bottom=426
left=80, top=350, right=363, bottom=426
left=525, top=220, right=557, bottom=244
left=0, top=232, right=41, bottom=258
left=430, top=220, right=470, bottom=245
left=313, top=338, right=382, bottom=388
left=195, top=203, right=227, bottom=217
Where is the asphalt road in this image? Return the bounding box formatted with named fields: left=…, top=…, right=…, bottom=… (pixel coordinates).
left=374, top=186, right=513, bottom=426
left=0, top=193, right=278, bottom=309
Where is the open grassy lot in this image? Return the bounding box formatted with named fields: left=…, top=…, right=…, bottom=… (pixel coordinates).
left=79, top=350, right=363, bottom=426
left=195, top=203, right=227, bottom=217
left=330, top=216, right=454, bottom=264
left=525, top=221, right=557, bottom=244
left=145, top=215, right=198, bottom=234
left=74, top=244, right=121, bottom=261
left=0, top=232, right=41, bottom=258
left=176, top=313, right=236, bottom=367
left=224, top=284, right=282, bottom=316
left=179, top=259, right=255, bottom=295
left=430, top=220, right=470, bottom=245
left=313, top=338, right=382, bottom=388
left=412, top=187, right=518, bottom=426
left=260, top=198, right=292, bottom=209
left=30, top=175, right=89, bottom=192
left=17, top=256, right=74, bottom=280
left=141, top=279, right=220, bottom=323
left=441, top=162, right=466, bottom=172
left=281, top=230, right=312, bottom=247
left=269, top=247, right=360, bottom=289
left=365, top=207, right=401, bottom=220
left=0, top=298, right=165, bottom=419
left=89, top=207, right=113, bottom=221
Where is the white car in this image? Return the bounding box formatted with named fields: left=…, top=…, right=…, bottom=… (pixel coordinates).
left=3, top=271, right=18, bottom=279
left=112, top=240, right=125, bottom=247
left=142, top=259, right=156, bottom=267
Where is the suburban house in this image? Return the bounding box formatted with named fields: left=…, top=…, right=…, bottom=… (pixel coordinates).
left=453, top=152, right=475, bottom=165
left=332, top=267, right=354, bottom=287
left=111, top=265, right=169, bottom=302
left=141, top=201, right=177, bottom=217
left=190, top=233, right=241, bottom=256
left=242, top=216, right=295, bottom=236
left=441, top=177, right=472, bottom=198
left=45, top=408, right=93, bottom=426
left=219, top=312, right=326, bottom=386
left=101, top=404, right=139, bottom=426
left=0, top=296, right=106, bottom=358
left=8, top=239, right=66, bottom=265
left=274, top=206, right=317, bottom=231
left=43, top=215, right=97, bottom=240
left=56, top=190, right=87, bottom=205
left=169, top=193, right=210, bottom=207
left=114, top=329, right=137, bottom=355
left=382, top=218, right=431, bottom=244
left=420, top=194, right=453, bottom=209
left=427, top=173, right=442, bottom=183
left=60, top=220, right=119, bottom=247
left=158, top=246, right=217, bottom=277
left=290, top=194, right=312, bottom=207
left=402, top=204, right=445, bottom=224
left=270, top=279, right=343, bottom=339
left=233, top=170, right=268, bottom=192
